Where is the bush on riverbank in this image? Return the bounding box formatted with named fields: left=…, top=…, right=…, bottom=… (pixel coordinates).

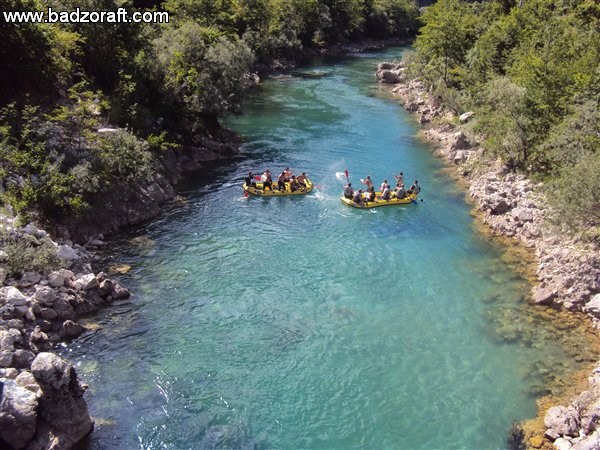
left=408, top=0, right=600, bottom=233
left=0, top=230, right=60, bottom=277
left=0, top=87, right=156, bottom=221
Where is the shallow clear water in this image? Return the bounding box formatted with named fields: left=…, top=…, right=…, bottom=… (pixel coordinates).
left=63, top=48, right=590, bottom=449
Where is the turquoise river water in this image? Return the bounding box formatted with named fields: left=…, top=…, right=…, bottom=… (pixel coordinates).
left=62, top=48, right=589, bottom=449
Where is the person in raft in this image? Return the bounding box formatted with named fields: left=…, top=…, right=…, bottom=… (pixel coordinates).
left=408, top=180, right=421, bottom=195
left=365, top=185, right=376, bottom=202
left=289, top=175, right=300, bottom=192
left=394, top=172, right=404, bottom=186
left=381, top=185, right=392, bottom=200
left=380, top=179, right=389, bottom=193
left=245, top=171, right=257, bottom=189
left=283, top=167, right=293, bottom=181
left=261, top=170, right=272, bottom=191
left=360, top=175, right=375, bottom=202
left=353, top=189, right=365, bottom=205
left=361, top=175, right=373, bottom=189
left=343, top=182, right=354, bottom=199
left=394, top=183, right=406, bottom=199
left=277, top=170, right=287, bottom=191
left=297, top=172, right=307, bottom=188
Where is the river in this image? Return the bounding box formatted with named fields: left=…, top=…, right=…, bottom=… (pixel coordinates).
left=63, top=48, right=588, bottom=449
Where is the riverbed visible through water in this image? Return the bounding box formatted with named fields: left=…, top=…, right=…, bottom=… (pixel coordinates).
left=63, top=48, right=595, bottom=449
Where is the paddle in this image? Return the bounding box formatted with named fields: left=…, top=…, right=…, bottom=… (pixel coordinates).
left=342, top=169, right=352, bottom=197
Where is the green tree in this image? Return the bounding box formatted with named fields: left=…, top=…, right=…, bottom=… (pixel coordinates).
left=322, top=0, right=364, bottom=42
left=47, top=82, right=106, bottom=157
left=474, top=77, right=532, bottom=167
left=96, top=129, right=154, bottom=182
left=465, top=13, right=521, bottom=83
left=539, top=101, right=600, bottom=170
left=153, top=22, right=254, bottom=126
left=0, top=104, right=86, bottom=217
left=548, top=151, right=600, bottom=232
left=0, top=0, right=81, bottom=100
left=415, top=0, right=477, bottom=85
left=289, top=0, right=333, bottom=46
left=365, top=0, right=420, bottom=38
left=233, top=0, right=272, bottom=34
left=163, top=0, right=237, bottom=29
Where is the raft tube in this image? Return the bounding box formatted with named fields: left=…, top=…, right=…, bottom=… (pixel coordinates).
left=341, top=191, right=418, bottom=208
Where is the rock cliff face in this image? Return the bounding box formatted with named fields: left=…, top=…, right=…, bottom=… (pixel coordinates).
left=56, top=131, right=240, bottom=242
left=376, top=64, right=600, bottom=449
left=0, top=220, right=131, bottom=449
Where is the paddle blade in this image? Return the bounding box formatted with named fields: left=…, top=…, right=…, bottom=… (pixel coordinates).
left=243, top=190, right=249, bottom=198
left=344, top=169, right=349, bottom=179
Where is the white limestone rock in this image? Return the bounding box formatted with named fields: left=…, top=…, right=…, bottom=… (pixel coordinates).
left=459, top=111, right=475, bottom=123
left=56, top=244, right=80, bottom=261
left=75, top=273, right=99, bottom=291
left=545, top=405, right=580, bottom=437
left=584, top=293, right=600, bottom=318
left=1, top=286, right=28, bottom=306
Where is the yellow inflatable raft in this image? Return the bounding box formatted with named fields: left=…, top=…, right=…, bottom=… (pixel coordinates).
left=243, top=178, right=314, bottom=196
left=340, top=191, right=418, bottom=208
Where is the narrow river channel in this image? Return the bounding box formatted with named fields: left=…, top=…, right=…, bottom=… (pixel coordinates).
left=63, top=48, right=588, bottom=449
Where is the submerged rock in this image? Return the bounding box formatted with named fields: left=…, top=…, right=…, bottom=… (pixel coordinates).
left=532, top=287, right=557, bottom=305
left=108, top=264, right=131, bottom=275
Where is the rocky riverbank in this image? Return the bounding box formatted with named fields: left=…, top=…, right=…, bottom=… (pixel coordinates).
left=53, top=129, right=241, bottom=243
left=376, top=62, right=600, bottom=449
left=0, top=218, right=131, bottom=449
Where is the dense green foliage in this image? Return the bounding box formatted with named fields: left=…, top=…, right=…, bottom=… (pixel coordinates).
left=410, top=0, right=600, bottom=233
left=0, top=0, right=419, bottom=223
left=0, top=230, right=60, bottom=276
left=0, top=90, right=155, bottom=219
